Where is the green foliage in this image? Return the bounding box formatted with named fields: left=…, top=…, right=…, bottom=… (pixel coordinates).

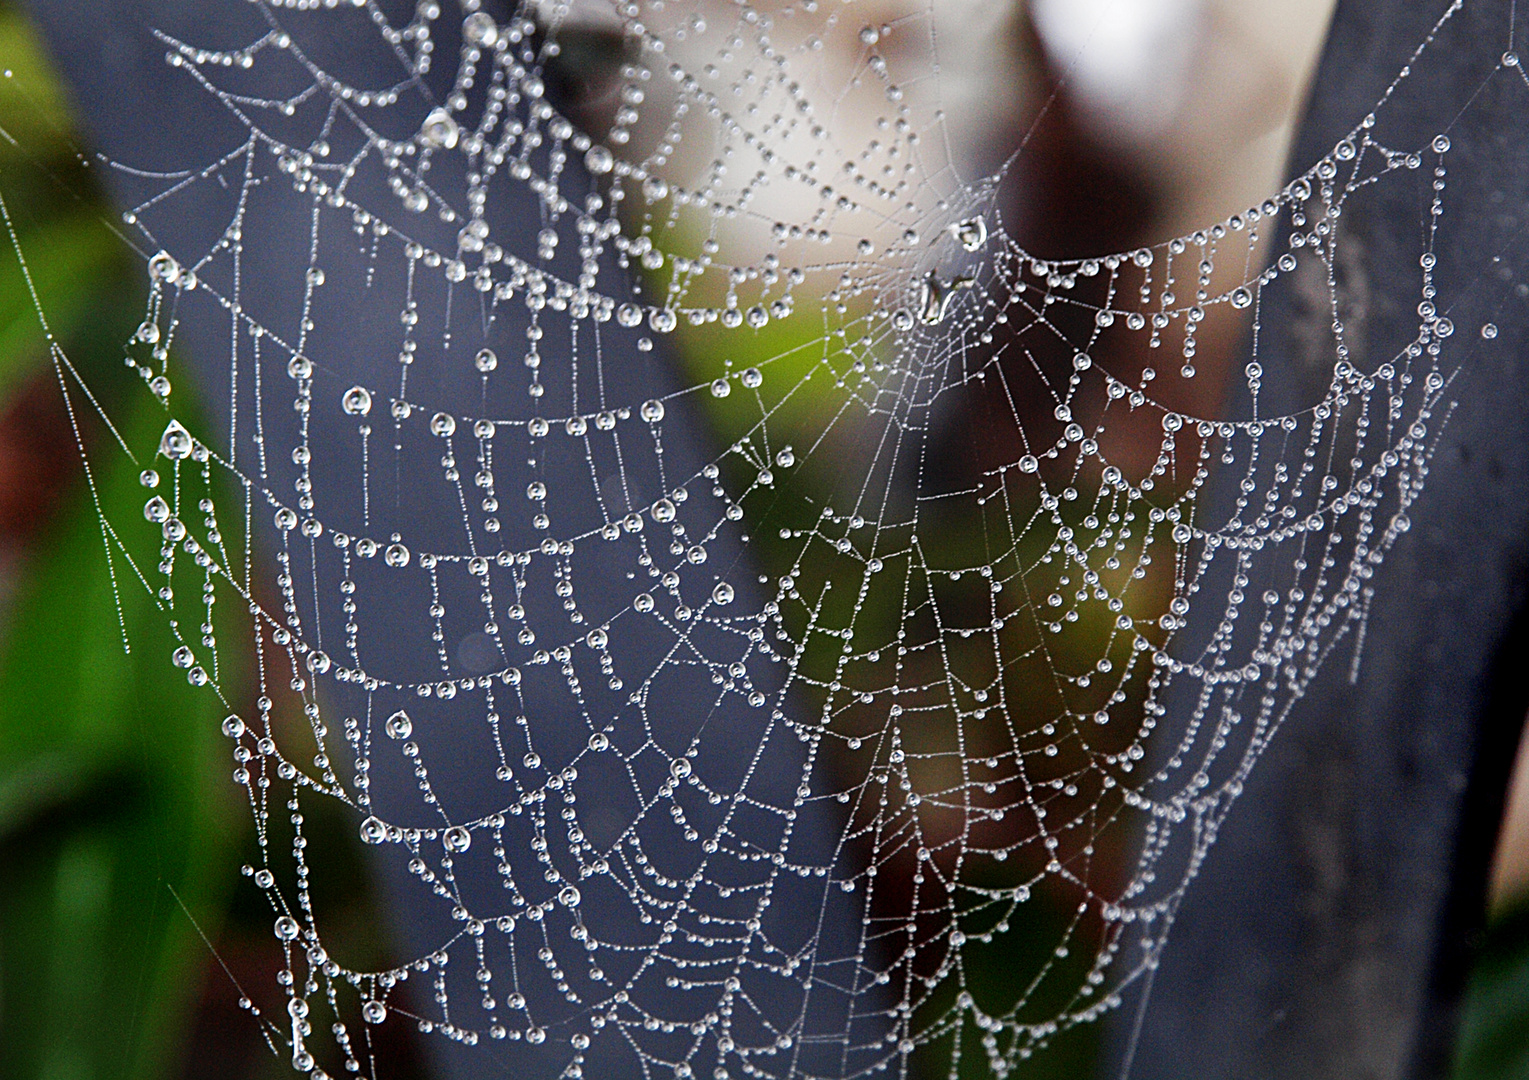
left=1454, top=899, right=1529, bottom=1080
left=0, top=6, right=244, bottom=1078
left=0, top=388, right=242, bottom=1080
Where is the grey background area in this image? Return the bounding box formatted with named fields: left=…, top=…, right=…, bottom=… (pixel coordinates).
left=1109, top=0, right=1529, bottom=1077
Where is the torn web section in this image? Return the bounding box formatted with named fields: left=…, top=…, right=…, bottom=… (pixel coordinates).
left=27, top=1, right=897, bottom=1077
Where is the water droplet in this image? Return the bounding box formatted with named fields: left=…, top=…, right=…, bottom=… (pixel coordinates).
left=275, top=507, right=298, bottom=531
left=634, top=593, right=655, bottom=613
left=617, top=303, right=643, bottom=327
left=172, top=645, right=195, bottom=668
left=949, top=217, right=986, bottom=251
left=859, top=25, right=879, bottom=44
left=274, top=916, right=301, bottom=941
left=430, top=412, right=457, bottom=437
left=640, top=399, right=665, bottom=423
left=362, top=1000, right=388, bottom=1024
left=712, top=582, right=735, bottom=605
left=652, top=498, right=677, bottom=523
left=585, top=145, right=614, bottom=174
left=741, top=367, right=763, bottom=389
left=590, top=732, right=610, bottom=751
left=148, top=250, right=180, bottom=284
left=342, top=386, right=373, bottom=415
left=443, top=826, right=471, bottom=852
left=1230, top=287, right=1253, bottom=309
left=306, top=267, right=325, bottom=287
left=1482, top=322, right=1499, bottom=339
left=775, top=446, right=795, bottom=468
left=360, top=816, right=388, bottom=844
left=1432, top=133, right=1451, bottom=153
left=558, top=885, right=581, bottom=907
left=421, top=108, right=460, bottom=150
left=475, top=347, right=498, bottom=372
left=710, top=378, right=731, bottom=398
left=384, top=542, right=410, bottom=567
left=136, top=320, right=160, bottom=344
left=222, top=715, right=245, bottom=738
left=462, top=10, right=499, bottom=47
left=385, top=710, right=413, bottom=739
left=159, top=420, right=194, bottom=460
left=144, top=495, right=171, bottom=523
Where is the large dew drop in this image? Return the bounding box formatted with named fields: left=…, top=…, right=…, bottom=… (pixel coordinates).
left=147, top=250, right=180, bottom=284
left=948, top=217, right=987, bottom=250
left=385, top=710, right=413, bottom=739
left=420, top=107, right=460, bottom=150
left=359, top=816, right=388, bottom=845
left=584, top=145, right=615, bottom=174
left=159, top=419, right=194, bottom=460
left=462, top=11, right=498, bottom=47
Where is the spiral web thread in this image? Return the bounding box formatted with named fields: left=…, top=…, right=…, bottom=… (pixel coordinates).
left=18, top=0, right=1510, bottom=1076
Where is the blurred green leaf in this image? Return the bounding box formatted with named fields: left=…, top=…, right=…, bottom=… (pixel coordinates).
left=0, top=383, right=242, bottom=1080
left=0, top=6, right=77, bottom=157
left=0, top=210, right=125, bottom=402
left=1455, top=899, right=1529, bottom=1079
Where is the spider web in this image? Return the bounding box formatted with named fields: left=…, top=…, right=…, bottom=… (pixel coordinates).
left=11, top=0, right=1511, bottom=1076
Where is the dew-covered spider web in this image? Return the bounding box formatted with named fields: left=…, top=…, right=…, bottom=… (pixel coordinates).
left=10, top=0, right=1520, bottom=1076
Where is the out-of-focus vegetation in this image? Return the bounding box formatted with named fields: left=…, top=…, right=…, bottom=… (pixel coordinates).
left=0, top=11, right=428, bottom=1080
left=0, top=7, right=246, bottom=1080
left=0, top=387, right=238, bottom=1080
